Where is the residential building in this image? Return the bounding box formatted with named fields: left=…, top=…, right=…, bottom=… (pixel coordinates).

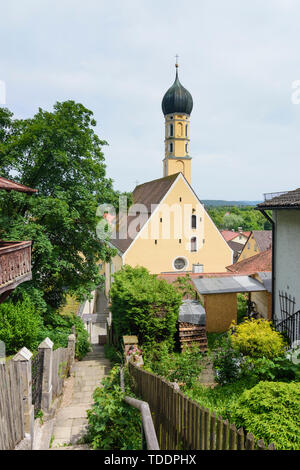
left=257, top=188, right=300, bottom=328
left=0, top=177, right=37, bottom=303
left=238, top=230, right=272, bottom=262
left=221, top=230, right=250, bottom=245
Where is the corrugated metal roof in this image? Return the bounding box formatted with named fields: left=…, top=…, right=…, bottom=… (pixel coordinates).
left=257, top=272, right=272, bottom=293
left=192, top=275, right=266, bottom=294
left=179, top=300, right=206, bottom=325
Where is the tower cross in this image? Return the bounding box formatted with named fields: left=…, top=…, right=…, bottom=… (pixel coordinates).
left=175, top=54, right=179, bottom=67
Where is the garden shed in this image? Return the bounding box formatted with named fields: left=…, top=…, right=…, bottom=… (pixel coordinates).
left=192, top=275, right=268, bottom=333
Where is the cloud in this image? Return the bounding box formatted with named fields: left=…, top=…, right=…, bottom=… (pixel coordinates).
left=1, top=0, right=300, bottom=199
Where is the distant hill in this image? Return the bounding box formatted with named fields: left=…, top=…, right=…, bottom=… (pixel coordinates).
left=201, top=200, right=262, bottom=207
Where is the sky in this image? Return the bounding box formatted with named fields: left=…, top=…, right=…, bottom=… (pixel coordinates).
left=1, top=0, right=300, bottom=200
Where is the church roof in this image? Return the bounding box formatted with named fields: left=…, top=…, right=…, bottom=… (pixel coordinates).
left=162, top=68, right=193, bottom=116
left=110, top=173, right=180, bottom=253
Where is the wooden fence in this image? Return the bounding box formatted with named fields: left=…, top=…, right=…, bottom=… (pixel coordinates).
left=0, top=361, right=24, bottom=450
left=52, top=347, right=71, bottom=399
left=129, top=362, right=275, bottom=451
left=0, top=334, right=75, bottom=450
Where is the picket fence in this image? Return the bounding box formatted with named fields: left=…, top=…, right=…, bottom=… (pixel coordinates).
left=0, top=334, right=75, bottom=450
left=128, top=362, right=276, bottom=451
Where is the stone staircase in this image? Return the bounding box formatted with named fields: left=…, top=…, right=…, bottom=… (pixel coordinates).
left=50, top=345, right=111, bottom=449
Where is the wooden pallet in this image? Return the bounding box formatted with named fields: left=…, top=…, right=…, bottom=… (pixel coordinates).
left=179, top=322, right=208, bottom=352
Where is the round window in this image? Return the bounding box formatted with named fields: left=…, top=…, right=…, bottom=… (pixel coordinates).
left=174, top=257, right=187, bottom=270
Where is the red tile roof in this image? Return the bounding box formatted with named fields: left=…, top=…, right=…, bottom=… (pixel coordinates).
left=220, top=230, right=240, bottom=242
left=158, top=271, right=247, bottom=284
left=0, top=177, right=37, bottom=194
left=226, top=248, right=272, bottom=275
left=220, top=230, right=250, bottom=242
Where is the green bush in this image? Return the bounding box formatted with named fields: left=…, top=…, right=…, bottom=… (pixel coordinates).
left=230, top=381, right=300, bottom=450
left=85, top=365, right=141, bottom=450
left=230, top=319, right=286, bottom=359
left=241, top=355, right=300, bottom=383
left=104, top=344, right=123, bottom=365
left=39, top=311, right=90, bottom=359
left=144, top=342, right=203, bottom=388
left=0, top=296, right=43, bottom=355
left=110, top=265, right=182, bottom=349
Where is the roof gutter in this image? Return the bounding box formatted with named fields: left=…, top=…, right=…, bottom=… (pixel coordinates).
left=256, top=208, right=275, bottom=320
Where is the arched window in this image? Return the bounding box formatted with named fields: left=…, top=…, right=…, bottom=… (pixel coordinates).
left=191, top=215, right=197, bottom=229
left=185, top=143, right=188, bottom=154
left=191, top=237, right=197, bottom=252
left=178, top=122, right=183, bottom=137
left=169, top=123, right=174, bottom=137
left=185, top=124, right=188, bottom=137
left=169, top=142, right=173, bottom=153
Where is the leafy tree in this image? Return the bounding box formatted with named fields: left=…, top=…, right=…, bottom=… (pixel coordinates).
left=0, top=101, right=119, bottom=309
left=222, top=214, right=244, bottom=231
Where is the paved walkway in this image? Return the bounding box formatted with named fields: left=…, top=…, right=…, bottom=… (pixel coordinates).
left=50, top=345, right=111, bottom=449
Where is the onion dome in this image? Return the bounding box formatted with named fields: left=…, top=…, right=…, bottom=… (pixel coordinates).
left=162, top=65, right=193, bottom=116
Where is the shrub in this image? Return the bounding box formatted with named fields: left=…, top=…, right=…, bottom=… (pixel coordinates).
left=110, top=265, right=182, bottom=349
left=212, top=334, right=245, bottom=385
left=39, top=311, right=90, bottom=359
left=230, top=319, right=286, bottom=359
left=241, top=355, right=300, bottom=383
left=230, top=381, right=300, bottom=450
left=143, top=342, right=203, bottom=388
left=0, top=296, right=43, bottom=355
left=85, top=366, right=141, bottom=450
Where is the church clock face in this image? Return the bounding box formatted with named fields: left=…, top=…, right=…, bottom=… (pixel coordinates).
left=174, top=257, right=186, bottom=270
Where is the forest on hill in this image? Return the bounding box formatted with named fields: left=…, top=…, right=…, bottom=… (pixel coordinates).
left=206, top=205, right=272, bottom=231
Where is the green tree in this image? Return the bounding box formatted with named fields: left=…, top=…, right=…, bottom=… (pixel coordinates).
left=0, top=101, right=119, bottom=309
left=110, top=265, right=182, bottom=349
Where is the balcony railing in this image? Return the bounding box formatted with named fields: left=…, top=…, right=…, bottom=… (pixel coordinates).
left=263, top=191, right=289, bottom=201
left=0, top=241, right=32, bottom=297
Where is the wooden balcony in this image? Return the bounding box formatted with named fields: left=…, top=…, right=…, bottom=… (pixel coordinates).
left=0, top=241, right=32, bottom=300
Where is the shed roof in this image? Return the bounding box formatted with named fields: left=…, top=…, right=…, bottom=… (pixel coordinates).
left=179, top=300, right=206, bottom=325
left=192, top=275, right=266, bottom=295
left=257, top=272, right=272, bottom=293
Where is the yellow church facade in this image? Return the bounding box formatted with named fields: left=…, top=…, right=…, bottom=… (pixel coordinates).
left=104, top=63, right=233, bottom=296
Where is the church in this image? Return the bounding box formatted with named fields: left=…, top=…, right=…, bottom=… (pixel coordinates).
left=104, top=63, right=233, bottom=295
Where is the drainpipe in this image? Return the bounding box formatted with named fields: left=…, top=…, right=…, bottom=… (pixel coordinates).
left=257, top=209, right=275, bottom=321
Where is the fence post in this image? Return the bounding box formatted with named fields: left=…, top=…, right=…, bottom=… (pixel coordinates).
left=13, top=347, right=34, bottom=449
left=68, top=334, right=76, bottom=369
left=38, top=337, right=53, bottom=413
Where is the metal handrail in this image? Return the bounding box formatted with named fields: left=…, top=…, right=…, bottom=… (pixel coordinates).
left=120, top=367, right=159, bottom=450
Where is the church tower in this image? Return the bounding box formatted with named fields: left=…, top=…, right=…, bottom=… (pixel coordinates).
left=162, top=60, right=193, bottom=184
